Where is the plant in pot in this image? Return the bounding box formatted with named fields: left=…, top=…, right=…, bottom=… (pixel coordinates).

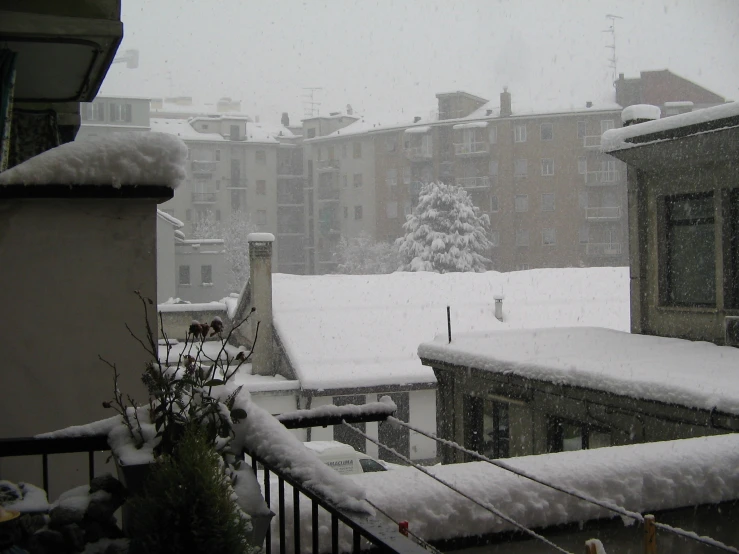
left=101, top=292, right=269, bottom=549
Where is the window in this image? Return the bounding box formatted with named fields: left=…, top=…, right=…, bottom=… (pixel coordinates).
left=490, top=231, right=500, bottom=247
left=514, top=159, right=527, bottom=177
left=514, top=194, right=528, bottom=212
left=185, top=209, right=192, bottom=221
left=488, top=126, right=498, bottom=144
left=359, top=459, right=387, bottom=472
left=109, top=103, right=132, bottom=122
left=387, top=168, right=397, bottom=186
left=257, top=209, right=267, bottom=226
left=579, top=224, right=589, bottom=243
left=231, top=189, right=246, bottom=211
left=540, top=123, right=553, bottom=141
left=178, top=265, right=190, bottom=286
left=663, top=193, right=715, bottom=306
left=548, top=418, right=611, bottom=453
left=543, top=228, right=556, bottom=245
left=377, top=392, right=410, bottom=462
left=344, top=206, right=348, bottom=218
left=600, top=119, right=615, bottom=133
left=541, top=158, right=554, bottom=176
left=255, top=150, right=266, bottom=164
left=353, top=173, right=363, bottom=187
left=541, top=193, right=555, bottom=211
left=489, top=160, right=499, bottom=178
left=333, top=395, right=366, bottom=452
left=353, top=142, right=362, bottom=159
left=578, top=157, right=587, bottom=174
left=354, top=205, right=363, bottom=220
left=578, top=191, right=589, bottom=209
left=577, top=120, right=587, bottom=139
left=307, top=128, right=316, bottom=139
left=490, top=195, right=499, bottom=212
left=386, top=202, right=398, bottom=219
left=230, top=125, right=240, bottom=141
left=215, top=150, right=221, bottom=161
left=201, top=265, right=213, bottom=285
left=514, top=125, right=527, bottom=143
left=515, top=229, right=529, bottom=246
left=386, top=138, right=397, bottom=152
left=256, top=180, right=266, bottom=195
left=464, top=396, right=509, bottom=460
left=342, top=174, right=348, bottom=188
left=402, top=167, right=411, bottom=184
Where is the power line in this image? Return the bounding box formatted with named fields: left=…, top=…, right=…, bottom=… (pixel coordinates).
left=341, top=422, right=573, bottom=554
left=388, top=416, right=739, bottom=553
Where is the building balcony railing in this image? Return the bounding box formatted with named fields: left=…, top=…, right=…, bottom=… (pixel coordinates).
left=585, top=242, right=623, bottom=256
left=583, top=135, right=602, bottom=148
left=455, top=176, right=491, bottom=190
left=192, top=192, right=217, bottom=203
left=316, top=159, right=340, bottom=172
left=585, top=206, right=622, bottom=220
left=191, top=160, right=217, bottom=175
left=404, top=145, right=433, bottom=161
left=585, top=170, right=620, bottom=186
left=453, top=142, right=490, bottom=156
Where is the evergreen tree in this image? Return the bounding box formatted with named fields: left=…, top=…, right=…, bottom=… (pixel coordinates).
left=396, top=182, right=492, bottom=273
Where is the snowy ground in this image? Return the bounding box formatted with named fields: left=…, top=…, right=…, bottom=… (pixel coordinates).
left=270, top=268, right=629, bottom=390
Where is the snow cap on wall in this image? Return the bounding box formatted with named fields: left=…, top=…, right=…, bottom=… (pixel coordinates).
left=0, top=132, right=188, bottom=189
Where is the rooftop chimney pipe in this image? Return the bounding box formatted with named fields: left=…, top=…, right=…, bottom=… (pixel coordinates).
left=500, top=87, right=512, bottom=118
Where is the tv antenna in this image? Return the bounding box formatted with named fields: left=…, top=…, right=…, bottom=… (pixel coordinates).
left=302, top=87, right=323, bottom=118
left=603, top=14, right=623, bottom=87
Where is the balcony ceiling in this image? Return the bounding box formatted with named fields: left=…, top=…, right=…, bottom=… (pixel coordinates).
left=0, top=3, right=122, bottom=103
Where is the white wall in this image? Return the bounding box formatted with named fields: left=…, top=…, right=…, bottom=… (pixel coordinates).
left=175, top=243, right=228, bottom=302
left=409, top=388, right=437, bottom=461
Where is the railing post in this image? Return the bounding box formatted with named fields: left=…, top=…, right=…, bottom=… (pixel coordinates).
left=644, top=514, right=656, bottom=554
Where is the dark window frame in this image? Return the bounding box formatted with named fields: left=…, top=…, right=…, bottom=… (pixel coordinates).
left=547, top=417, right=610, bottom=453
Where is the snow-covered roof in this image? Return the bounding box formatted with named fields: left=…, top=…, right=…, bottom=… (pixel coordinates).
left=602, top=101, right=739, bottom=151
left=352, top=434, right=739, bottom=544
left=419, top=326, right=739, bottom=415
left=150, top=118, right=225, bottom=143
left=0, top=133, right=187, bottom=189
left=157, top=209, right=183, bottom=228
left=272, top=268, right=629, bottom=391
left=621, top=104, right=661, bottom=123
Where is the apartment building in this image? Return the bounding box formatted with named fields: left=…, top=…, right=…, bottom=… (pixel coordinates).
left=304, top=71, right=726, bottom=273
left=78, top=97, right=307, bottom=280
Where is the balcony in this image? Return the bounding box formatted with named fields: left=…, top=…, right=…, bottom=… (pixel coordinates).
left=191, top=160, right=217, bottom=175
left=586, top=242, right=623, bottom=256
left=404, top=145, right=433, bottom=161
left=454, top=142, right=490, bottom=156
left=317, top=186, right=340, bottom=202
left=191, top=192, right=217, bottom=203
left=318, top=218, right=340, bottom=236
left=585, top=170, right=620, bottom=186
left=455, top=176, right=491, bottom=190
left=583, top=135, right=602, bottom=149
left=585, top=206, right=621, bottom=220
left=316, top=159, right=340, bottom=172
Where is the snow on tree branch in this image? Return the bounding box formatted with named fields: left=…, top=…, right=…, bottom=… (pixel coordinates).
left=396, top=182, right=492, bottom=273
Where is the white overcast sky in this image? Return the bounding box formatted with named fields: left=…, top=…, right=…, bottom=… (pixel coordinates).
left=100, top=0, right=739, bottom=124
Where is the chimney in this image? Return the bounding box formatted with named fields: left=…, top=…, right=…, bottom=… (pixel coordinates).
left=500, top=87, right=512, bottom=118
left=413, top=116, right=421, bottom=123
left=586, top=101, right=593, bottom=108
left=248, top=233, right=275, bottom=376
left=281, top=112, right=290, bottom=127
left=494, top=294, right=504, bottom=322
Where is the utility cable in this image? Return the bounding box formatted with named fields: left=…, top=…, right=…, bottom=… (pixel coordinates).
left=341, top=421, right=573, bottom=554
left=388, top=416, right=739, bottom=553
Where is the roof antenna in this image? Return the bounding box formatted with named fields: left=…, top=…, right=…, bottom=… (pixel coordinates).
left=604, top=14, right=623, bottom=88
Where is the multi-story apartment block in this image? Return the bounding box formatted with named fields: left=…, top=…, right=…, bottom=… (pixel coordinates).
left=304, top=71, right=726, bottom=273
left=77, top=95, right=151, bottom=139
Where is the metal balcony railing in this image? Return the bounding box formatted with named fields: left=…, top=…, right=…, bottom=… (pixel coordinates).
left=191, top=160, right=217, bottom=174
left=453, top=142, right=489, bottom=156
left=585, top=170, right=620, bottom=186
left=192, top=192, right=217, bottom=203
left=585, top=242, right=623, bottom=256
left=583, top=135, right=602, bottom=148
left=585, top=206, right=621, bottom=220
left=455, top=176, right=491, bottom=190
left=316, top=159, right=340, bottom=172
left=404, top=145, right=433, bottom=160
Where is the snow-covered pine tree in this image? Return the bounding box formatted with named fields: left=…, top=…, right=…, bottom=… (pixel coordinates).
left=396, top=182, right=492, bottom=273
